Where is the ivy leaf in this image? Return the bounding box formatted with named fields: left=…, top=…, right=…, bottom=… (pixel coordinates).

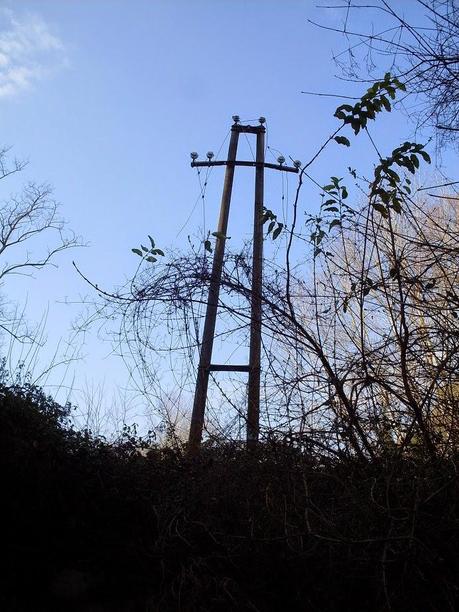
left=334, top=136, right=350, bottom=147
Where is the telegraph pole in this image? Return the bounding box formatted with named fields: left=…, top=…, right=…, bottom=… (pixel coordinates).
left=247, top=127, right=265, bottom=447
left=188, top=126, right=240, bottom=452
left=188, top=116, right=299, bottom=454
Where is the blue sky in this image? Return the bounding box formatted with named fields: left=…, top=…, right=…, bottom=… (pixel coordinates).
left=0, top=1, right=444, bottom=432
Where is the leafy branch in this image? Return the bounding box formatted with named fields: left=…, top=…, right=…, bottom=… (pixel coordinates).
left=132, top=235, right=164, bottom=263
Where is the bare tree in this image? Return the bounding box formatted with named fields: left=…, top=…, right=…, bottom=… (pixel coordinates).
left=0, top=147, right=79, bottom=343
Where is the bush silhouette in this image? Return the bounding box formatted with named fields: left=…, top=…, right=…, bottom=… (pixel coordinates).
left=2, top=383, right=458, bottom=611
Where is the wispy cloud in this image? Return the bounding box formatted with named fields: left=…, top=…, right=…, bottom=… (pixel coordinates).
left=0, top=9, right=65, bottom=98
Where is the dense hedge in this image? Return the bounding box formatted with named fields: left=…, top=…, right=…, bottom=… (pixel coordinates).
left=1, top=384, right=458, bottom=611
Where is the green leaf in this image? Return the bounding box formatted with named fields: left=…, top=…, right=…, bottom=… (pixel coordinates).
left=334, top=104, right=353, bottom=118
left=397, top=81, right=407, bottom=92
left=148, top=235, right=155, bottom=248
left=146, top=256, right=157, bottom=263
left=419, top=150, right=431, bottom=164
left=373, top=202, right=389, bottom=218
left=132, top=248, right=143, bottom=256
left=341, top=187, right=348, bottom=199
left=204, top=240, right=212, bottom=253
left=268, top=220, right=275, bottom=234
left=316, top=229, right=325, bottom=245
left=329, top=219, right=342, bottom=229
left=386, top=168, right=400, bottom=182
left=154, top=248, right=165, bottom=257
left=410, top=154, right=419, bottom=168
left=141, top=245, right=149, bottom=252
left=334, top=136, right=351, bottom=147
left=351, top=118, right=361, bottom=134
left=272, top=225, right=283, bottom=240
left=386, top=86, right=396, bottom=99
left=380, top=95, right=391, bottom=112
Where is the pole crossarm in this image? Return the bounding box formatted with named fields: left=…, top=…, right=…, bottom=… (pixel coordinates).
left=208, top=364, right=251, bottom=373
left=191, top=160, right=299, bottom=173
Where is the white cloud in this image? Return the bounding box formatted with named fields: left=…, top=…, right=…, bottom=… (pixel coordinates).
left=0, top=9, right=65, bottom=98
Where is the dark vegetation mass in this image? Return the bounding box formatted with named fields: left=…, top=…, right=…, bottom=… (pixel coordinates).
left=2, top=383, right=458, bottom=611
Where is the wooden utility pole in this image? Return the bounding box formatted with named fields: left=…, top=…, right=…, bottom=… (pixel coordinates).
left=188, top=117, right=299, bottom=454
left=247, top=127, right=265, bottom=447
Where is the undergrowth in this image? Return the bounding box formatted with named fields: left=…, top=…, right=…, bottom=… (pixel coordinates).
left=1, top=383, right=458, bottom=611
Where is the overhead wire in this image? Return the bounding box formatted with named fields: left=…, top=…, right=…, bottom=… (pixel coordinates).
left=176, top=128, right=231, bottom=239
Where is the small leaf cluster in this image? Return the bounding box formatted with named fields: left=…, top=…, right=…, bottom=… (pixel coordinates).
left=334, top=73, right=406, bottom=135
left=132, top=236, right=165, bottom=263
left=308, top=177, right=355, bottom=259
left=262, top=207, right=284, bottom=240
left=371, top=142, right=431, bottom=217
left=343, top=277, right=379, bottom=312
